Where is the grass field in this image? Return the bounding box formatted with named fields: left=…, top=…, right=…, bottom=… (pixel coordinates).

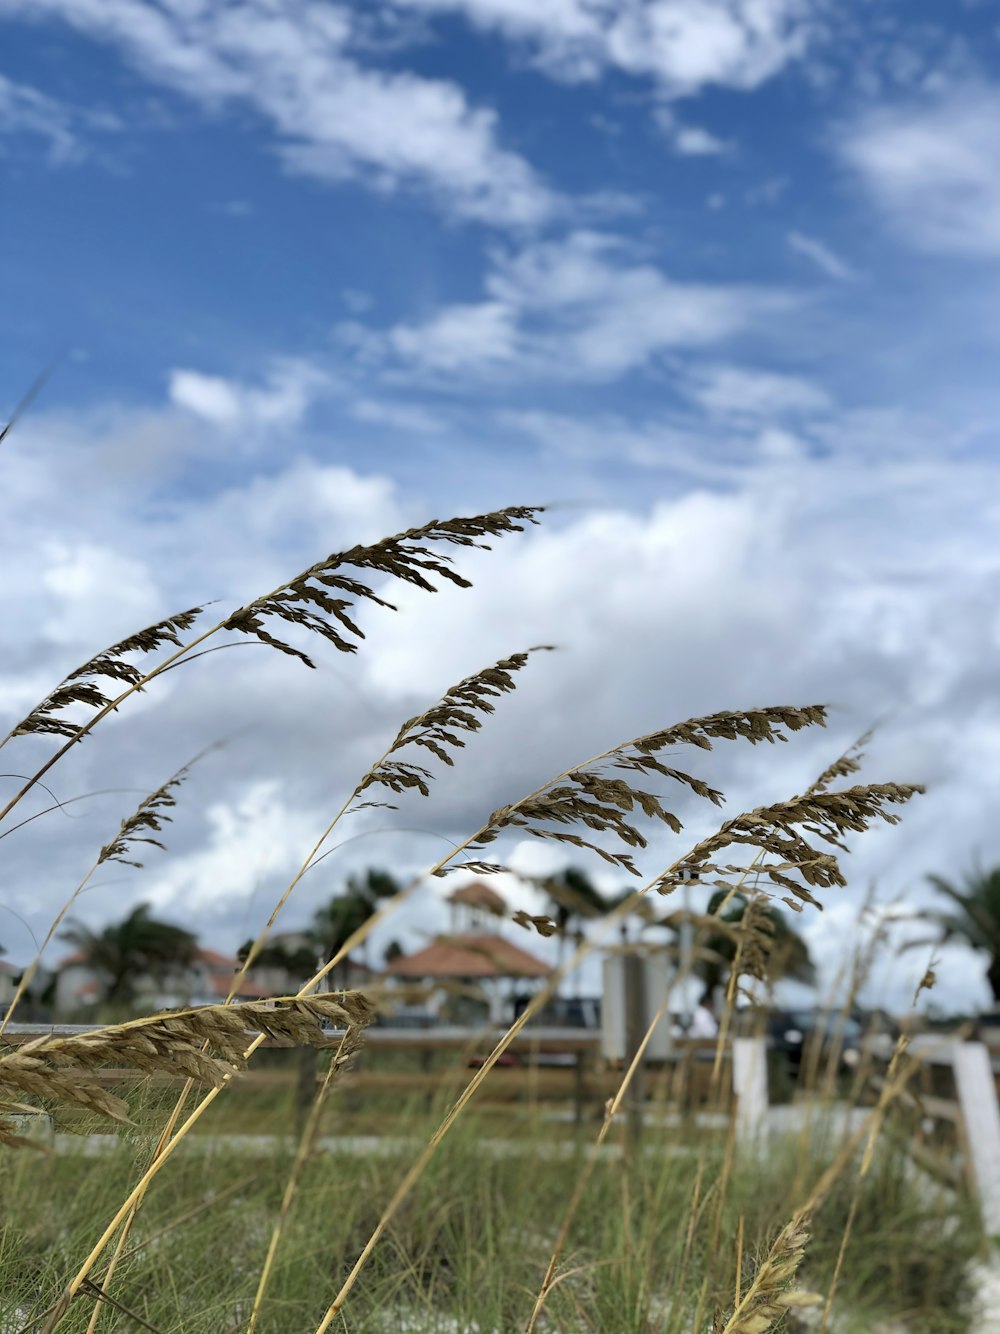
left=0, top=1100, right=983, bottom=1334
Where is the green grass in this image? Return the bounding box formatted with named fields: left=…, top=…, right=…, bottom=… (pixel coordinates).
left=0, top=1105, right=982, bottom=1333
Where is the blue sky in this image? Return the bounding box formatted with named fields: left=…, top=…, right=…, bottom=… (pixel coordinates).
left=3, top=0, right=1000, bottom=1012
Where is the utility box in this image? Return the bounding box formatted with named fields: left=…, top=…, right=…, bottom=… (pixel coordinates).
left=601, top=951, right=674, bottom=1062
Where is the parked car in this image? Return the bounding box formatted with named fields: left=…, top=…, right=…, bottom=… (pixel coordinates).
left=512, top=994, right=601, bottom=1029
left=766, top=1008, right=862, bottom=1077
left=378, top=1006, right=440, bottom=1029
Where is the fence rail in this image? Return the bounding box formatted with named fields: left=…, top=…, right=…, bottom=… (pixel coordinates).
left=10, top=1020, right=1000, bottom=1231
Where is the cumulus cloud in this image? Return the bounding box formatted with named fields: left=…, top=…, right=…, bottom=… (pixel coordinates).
left=388, top=0, right=819, bottom=96
left=5, top=324, right=1000, bottom=1017
left=369, top=231, right=790, bottom=381
left=2, top=0, right=556, bottom=227
left=168, top=360, right=329, bottom=432
left=838, top=85, right=1000, bottom=257
left=4, top=386, right=1000, bottom=1016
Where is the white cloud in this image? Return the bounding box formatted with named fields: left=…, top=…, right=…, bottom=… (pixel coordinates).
left=787, top=230, right=857, bottom=281
left=350, top=397, right=447, bottom=434
left=3, top=0, right=555, bottom=227
left=838, top=86, right=1000, bottom=257
left=168, top=360, right=328, bottom=431
left=677, top=362, right=832, bottom=421
left=352, top=454, right=1000, bottom=1009
left=655, top=107, right=732, bottom=155
left=389, top=301, right=519, bottom=373
left=143, top=781, right=322, bottom=920
left=5, top=387, right=1000, bottom=1010
left=371, top=231, right=789, bottom=381
left=501, top=408, right=717, bottom=474
left=674, top=123, right=731, bottom=155
left=0, top=73, right=87, bottom=162
left=41, top=542, right=162, bottom=646
left=388, top=0, right=819, bottom=96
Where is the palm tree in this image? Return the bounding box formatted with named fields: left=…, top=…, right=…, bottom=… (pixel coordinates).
left=59, top=902, right=198, bottom=1008
left=905, top=866, right=1000, bottom=1001
left=237, top=937, right=317, bottom=981
left=539, top=867, right=625, bottom=1010
left=665, top=889, right=815, bottom=998
left=311, top=869, right=399, bottom=986
left=542, top=868, right=611, bottom=949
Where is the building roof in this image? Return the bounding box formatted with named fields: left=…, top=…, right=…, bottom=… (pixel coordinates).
left=197, top=947, right=239, bottom=969
left=384, top=933, right=550, bottom=980
left=447, top=881, right=508, bottom=915
left=206, top=972, right=270, bottom=999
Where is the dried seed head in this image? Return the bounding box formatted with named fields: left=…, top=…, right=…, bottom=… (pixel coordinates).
left=98, top=764, right=193, bottom=867
left=806, top=726, right=876, bottom=796
left=223, top=507, right=542, bottom=668
left=352, top=648, right=553, bottom=810
left=656, top=783, right=924, bottom=908
left=724, top=1218, right=814, bottom=1334
left=469, top=706, right=830, bottom=878
left=11, top=608, right=204, bottom=741
left=0, top=992, right=374, bottom=1135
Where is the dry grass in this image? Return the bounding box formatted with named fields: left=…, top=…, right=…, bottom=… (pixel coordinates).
left=1, top=500, right=977, bottom=1333
left=1, top=993, right=372, bottom=1132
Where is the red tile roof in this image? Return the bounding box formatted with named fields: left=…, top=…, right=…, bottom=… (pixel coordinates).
left=197, top=948, right=239, bottom=968
left=206, top=972, right=270, bottom=999
left=447, top=881, right=508, bottom=914
left=384, top=933, right=551, bottom=980
left=58, top=949, right=90, bottom=968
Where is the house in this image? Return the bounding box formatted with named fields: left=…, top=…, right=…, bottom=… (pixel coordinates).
left=0, top=959, right=20, bottom=1009
left=53, top=946, right=278, bottom=1015
left=53, top=950, right=103, bottom=1014
left=383, top=882, right=551, bottom=1024
left=154, top=948, right=274, bottom=1009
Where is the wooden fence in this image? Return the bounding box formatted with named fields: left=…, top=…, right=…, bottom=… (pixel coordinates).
left=7, top=1021, right=1000, bottom=1232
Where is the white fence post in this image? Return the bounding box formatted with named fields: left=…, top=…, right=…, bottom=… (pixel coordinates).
left=732, top=1036, right=769, bottom=1147
left=952, top=1041, right=1000, bottom=1234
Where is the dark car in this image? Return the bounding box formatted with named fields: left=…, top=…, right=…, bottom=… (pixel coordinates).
left=766, top=1008, right=862, bottom=1077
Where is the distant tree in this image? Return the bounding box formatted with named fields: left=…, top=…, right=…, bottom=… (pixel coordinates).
left=237, top=937, right=317, bottom=981
left=542, top=868, right=610, bottom=944
left=384, top=939, right=404, bottom=965
left=311, top=869, right=399, bottom=985
left=603, top=884, right=661, bottom=945
left=685, top=889, right=815, bottom=996
left=904, top=866, right=1000, bottom=1001
left=59, top=902, right=198, bottom=1008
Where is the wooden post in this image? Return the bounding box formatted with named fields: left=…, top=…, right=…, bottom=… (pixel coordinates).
left=952, top=1041, right=1000, bottom=1234
left=622, top=953, right=647, bottom=1147
left=732, top=1036, right=769, bottom=1148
